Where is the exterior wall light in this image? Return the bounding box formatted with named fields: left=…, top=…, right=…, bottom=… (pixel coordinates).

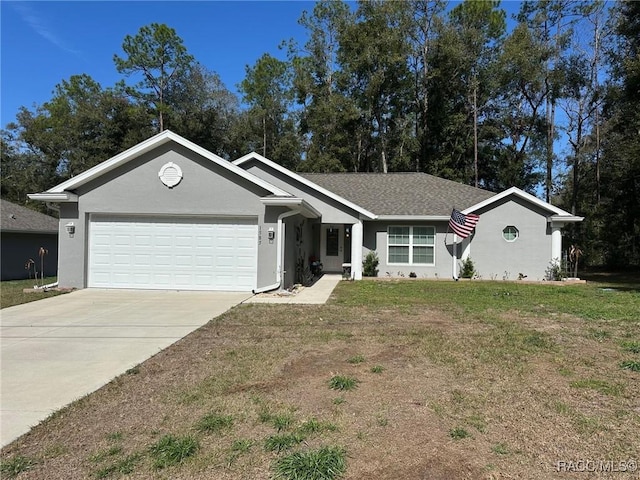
left=65, top=222, right=75, bottom=237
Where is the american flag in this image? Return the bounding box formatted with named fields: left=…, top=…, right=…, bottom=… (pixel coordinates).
left=449, top=209, right=479, bottom=239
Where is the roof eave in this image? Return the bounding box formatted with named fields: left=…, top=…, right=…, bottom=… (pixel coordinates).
left=260, top=197, right=322, bottom=218
left=28, top=192, right=78, bottom=203
left=463, top=186, right=573, bottom=216
left=549, top=215, right=584, bottom=223
left=376, top=215, right=451, bottom=221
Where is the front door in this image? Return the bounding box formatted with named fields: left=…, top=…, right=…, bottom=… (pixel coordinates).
left=322, top=225, right=343, bottom=272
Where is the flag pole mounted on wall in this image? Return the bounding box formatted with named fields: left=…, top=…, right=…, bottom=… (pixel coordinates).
left=448, top=208, right=480, bottom=280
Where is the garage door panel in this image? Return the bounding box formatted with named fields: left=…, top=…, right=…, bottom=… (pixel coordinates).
left=89, top=216, right=257, bottom=291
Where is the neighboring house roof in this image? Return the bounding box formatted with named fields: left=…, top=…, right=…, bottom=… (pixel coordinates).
left=299, top=172, right=496, bottom=217
left=29, top=130, right=292, bottom=202
left=1, top=199, right=58, bottom=233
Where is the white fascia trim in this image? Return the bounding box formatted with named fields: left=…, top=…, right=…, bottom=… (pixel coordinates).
left=261, top=197, right=322, bottom=218
left=28, top=192, right=78, bottom=202
left=376, top=215, right=451, bottom=221
left=549, top=215, right=585, bottom=224
left=234, top=152, right=377, bottom=220
left=45, top=130, right=291, bottom=197
left=462, top=187, right=572, bottom=216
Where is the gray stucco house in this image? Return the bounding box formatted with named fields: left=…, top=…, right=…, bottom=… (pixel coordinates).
left=1, top=199, right=59, bottom=281
left=29, top=130, right=583, bottom=291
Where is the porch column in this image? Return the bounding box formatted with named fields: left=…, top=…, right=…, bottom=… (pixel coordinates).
left=551, top=222, right=563, bottom=263
left=351, top=220, right=363, bottom=280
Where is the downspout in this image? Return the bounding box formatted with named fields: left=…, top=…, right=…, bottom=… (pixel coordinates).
left=252, top=209, right=299, bottom=294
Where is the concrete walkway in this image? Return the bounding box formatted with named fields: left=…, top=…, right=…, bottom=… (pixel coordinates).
left=244, top=274, right=342, bottom=304
left=0, top=289, right=251, bottom=447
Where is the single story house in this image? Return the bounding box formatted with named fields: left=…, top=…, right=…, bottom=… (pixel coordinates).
left=29, top=130, right=583, bottom=291
left=1, top=198, right=59, bottom=281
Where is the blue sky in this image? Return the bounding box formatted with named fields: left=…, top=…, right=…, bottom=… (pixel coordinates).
left=1, top=1, right=314, bottom=127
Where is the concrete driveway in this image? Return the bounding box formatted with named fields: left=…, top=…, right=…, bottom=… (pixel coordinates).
left=0, top=288, right=251, bottom=447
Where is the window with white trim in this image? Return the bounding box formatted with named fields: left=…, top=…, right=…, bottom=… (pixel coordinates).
left=502, top=226, right=519, bottom=242
left=388, top=226, right=435, bottom=265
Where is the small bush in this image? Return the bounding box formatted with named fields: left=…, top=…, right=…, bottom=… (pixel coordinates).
left=460, top=257, right=475, bottom=279
left=329, top=375, right=359, bottom=391
left=544, top=259, right=562, bottom=281
left=273, top=446, right=346, bottom=480
left=362, top=251, right=379, bottom=277
left=370, top=365, right=384, bottom=374
left=149, top=434, right=199, bottom=469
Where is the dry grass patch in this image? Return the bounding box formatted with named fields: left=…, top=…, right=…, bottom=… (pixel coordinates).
left=1, top=279, right=638, bottom=479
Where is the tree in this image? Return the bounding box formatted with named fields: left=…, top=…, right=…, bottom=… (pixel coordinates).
left=597, top=1, right=640, bottom=265
left=339, top=0, right=413, bottom=173
left=1, top=74, right=152, bottom=204
left=448, top=0, right=506, bottom=187
left=114, top=23, right=195, bottom=132
left=294, top=0, right=357, bottom=172
left=239, top=53, right=301, bottom=168
left=164, top=63, right=240, bottom=157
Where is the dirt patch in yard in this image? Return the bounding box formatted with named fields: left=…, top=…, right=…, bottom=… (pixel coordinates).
left=2, top=288, right=638, bottom=480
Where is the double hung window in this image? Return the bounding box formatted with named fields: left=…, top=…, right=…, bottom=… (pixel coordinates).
left=388, top=226, right=435, bottom=265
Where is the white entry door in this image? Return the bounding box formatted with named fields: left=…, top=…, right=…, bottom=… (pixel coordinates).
left=321, top=225, right=343, bottom=272
left=88, top=215, right=257, bottom=291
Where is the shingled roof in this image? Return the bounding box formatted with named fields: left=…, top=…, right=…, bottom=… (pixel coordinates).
left=1, top=199, right=59, bottom=233
left=298, top=173, right=495, bottom=216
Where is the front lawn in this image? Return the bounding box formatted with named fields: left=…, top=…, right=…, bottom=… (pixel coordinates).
left=0, top=277, right=64, bottom=309
left=1, top=278, right=638, bottom=479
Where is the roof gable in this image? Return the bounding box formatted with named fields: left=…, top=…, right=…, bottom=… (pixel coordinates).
left=1, top=199, right=58, bottom=233
left=35, top=131, right=291, bottom=198
left=463, top=187, right=582, bottom=221
left=234, top=153, right=377, bottom=219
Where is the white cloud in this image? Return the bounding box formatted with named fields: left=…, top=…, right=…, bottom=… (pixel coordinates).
left=11, top=2, right=82, bottom=57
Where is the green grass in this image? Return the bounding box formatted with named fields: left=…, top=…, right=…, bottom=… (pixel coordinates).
left=449, top=427, right=471, bottom=440
left=272, top=446, right=347, bottom=480
left=570, top=379, right=624, bottom=397
left=347, top=354, right=365, bottom=364
left=264, top=433, right=306, bottom=452
left=93, top=453, right=140, bottom=479
left=328, top=375, right=359, bottom=391
left=335, top=279, right=640, bottom=324
left=0, top=455, right=36, bottom=478
left=149, top=435, right=199, bottom=469
left=492, top=443, right=510, bottom=455
left=370, top=365, right=384, bottom=373
left=1, top=277, right=64, bottom=309
left=620, top=360, right=640, bottom=372
left=620, top=341, right=640, bottom=354
left=298, top=418, right=338, bottom=435
left=195, top=412, right=234, bottom=434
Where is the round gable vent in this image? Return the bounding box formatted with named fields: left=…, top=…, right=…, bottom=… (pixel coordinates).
left=158, top=162, right=183, bottom=188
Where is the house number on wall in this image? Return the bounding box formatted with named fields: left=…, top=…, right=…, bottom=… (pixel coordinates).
left=158, top=162, right=183, bottom=188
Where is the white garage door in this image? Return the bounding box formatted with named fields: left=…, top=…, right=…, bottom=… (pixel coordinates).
left=89, top=216, right=258, bottom=291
